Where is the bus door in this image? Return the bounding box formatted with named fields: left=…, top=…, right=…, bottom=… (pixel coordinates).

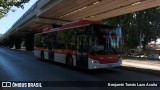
left=76, top=34, right=88, bottom=68
left=48, top=47, right=54, bottom=60
left=48, top=35, right=55, bottom=61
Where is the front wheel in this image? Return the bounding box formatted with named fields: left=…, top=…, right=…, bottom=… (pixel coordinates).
left=40, top=51, right=44, bottom=60
left=66, top=56, right=73, bottom=66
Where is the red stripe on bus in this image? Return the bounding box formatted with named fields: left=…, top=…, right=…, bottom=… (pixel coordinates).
left=35, top=48, right=77, bottom=55
left=54, top=49, right=77, bottom=55
left=89, top=54, right=122, bottom=64
left=35, top=47, right=48, bottom=51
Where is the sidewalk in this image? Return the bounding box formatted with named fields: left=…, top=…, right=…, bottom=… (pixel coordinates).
left=122, top=58, right=160, bottom=75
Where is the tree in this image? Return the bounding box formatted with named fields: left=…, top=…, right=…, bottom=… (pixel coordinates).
left=103, top=13, right=139, bottom=49
left=103, top=7, right=160, bottom=50
left=0, top=0, right=30, bottom=18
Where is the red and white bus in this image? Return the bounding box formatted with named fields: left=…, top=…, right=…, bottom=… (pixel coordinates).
left=34, top=20, right=122, bottom=69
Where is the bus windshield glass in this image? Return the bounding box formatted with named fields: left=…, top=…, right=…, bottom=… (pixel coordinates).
left=90, top=26, right=122, bottom=54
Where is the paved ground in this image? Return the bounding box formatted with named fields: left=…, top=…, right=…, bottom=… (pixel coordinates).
left=0, top=48, right=160, bottom=90
left=123, top=58, right=160, bottom=75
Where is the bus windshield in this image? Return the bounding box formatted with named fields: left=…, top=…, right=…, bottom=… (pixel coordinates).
left=90, top=26, right=122, bottom=54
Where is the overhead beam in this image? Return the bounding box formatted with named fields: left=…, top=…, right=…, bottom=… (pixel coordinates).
left=64, top=0, right=139, bottom=20
left=88, top=0, right=160, bottom=20
left=36, top=17, right=70, bottom=25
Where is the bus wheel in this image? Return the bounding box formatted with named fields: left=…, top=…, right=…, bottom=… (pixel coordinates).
left=40, top=51, right=44, bottom=60
left=66, top=56, right=73, bottom=66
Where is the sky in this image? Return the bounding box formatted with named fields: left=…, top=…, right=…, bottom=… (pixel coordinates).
left=0, top=0, right=38, bottom=34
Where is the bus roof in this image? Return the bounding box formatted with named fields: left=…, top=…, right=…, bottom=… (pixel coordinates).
left=42, top=20, right=102, bottom=33
left=62, top=20, right=101, bottom=28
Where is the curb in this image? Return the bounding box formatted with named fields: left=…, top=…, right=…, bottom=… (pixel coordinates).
left=121, top=66, right=160, bottom=76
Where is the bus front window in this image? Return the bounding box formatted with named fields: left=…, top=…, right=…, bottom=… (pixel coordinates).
left=90, top=36, right=104, bottom=52
left=90, top=26, right=122, bottom=55
left=108, top=37, right=122, bottom=54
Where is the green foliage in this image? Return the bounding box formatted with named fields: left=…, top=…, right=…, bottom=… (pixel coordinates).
left=0, top=0, right=30, bottom=19
left=103, top=7, right=160, bottom=50
left=0, top=0, right=17, bottom=18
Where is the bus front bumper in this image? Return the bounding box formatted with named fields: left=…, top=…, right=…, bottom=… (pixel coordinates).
left=88, top=59, right=122, bottom=69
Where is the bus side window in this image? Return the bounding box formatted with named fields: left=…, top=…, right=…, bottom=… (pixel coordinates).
left=66, top=29, right=76, bottom=50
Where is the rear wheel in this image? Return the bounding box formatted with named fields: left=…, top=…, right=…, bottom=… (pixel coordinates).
left=40, top=51, right=44, bottom=60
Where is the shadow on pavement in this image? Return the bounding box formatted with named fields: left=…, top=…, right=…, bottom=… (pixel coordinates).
left=38, top=59, right=120, bottom=75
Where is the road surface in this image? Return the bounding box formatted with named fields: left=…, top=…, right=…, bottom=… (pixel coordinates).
left=0, top=48, right=160, bottom=90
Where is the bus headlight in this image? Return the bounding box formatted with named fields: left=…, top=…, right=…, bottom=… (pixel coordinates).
left=92, top=60, right=99, bottom=63
left=118, top=58, right=122, bottom=65
left=119, top=58, right=122, bottom=61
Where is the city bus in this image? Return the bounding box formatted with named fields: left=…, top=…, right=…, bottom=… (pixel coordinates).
left=34, top=20, right=122, bottom=69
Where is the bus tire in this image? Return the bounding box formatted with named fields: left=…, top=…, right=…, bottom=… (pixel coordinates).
left=40, top=51, right=44, bottom=60
left=66, top=55, right=73, bottom=66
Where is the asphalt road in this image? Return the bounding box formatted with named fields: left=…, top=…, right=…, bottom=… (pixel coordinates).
left=0, top=47, right=160, bottom=90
